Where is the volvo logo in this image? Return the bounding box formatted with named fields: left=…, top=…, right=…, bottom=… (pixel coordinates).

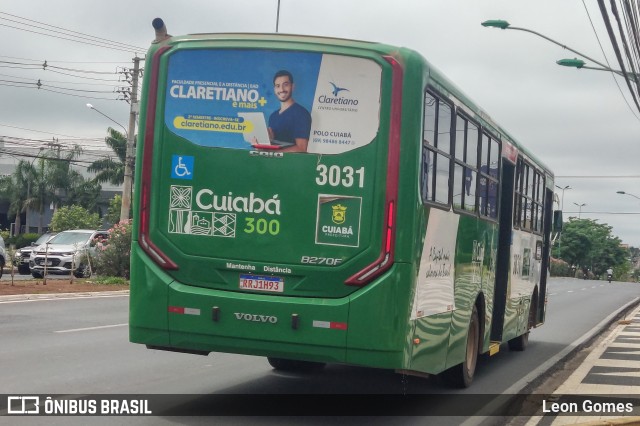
left=234, top=312, right=278, bottom=324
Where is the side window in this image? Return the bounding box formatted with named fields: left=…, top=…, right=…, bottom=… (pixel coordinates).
left=479, top=133, right=500, bottom=219
left=514, top=159, right=544, bottom=233
left=422, top=91, right=452, bottom=206
left=453, top=113, right=479, bottom=213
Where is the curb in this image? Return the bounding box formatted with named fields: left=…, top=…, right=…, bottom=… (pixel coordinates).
left=0, top=290, right=129, bottom=302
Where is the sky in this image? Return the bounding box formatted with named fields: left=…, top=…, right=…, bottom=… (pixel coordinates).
left=1, top=0, right=639, bottom=246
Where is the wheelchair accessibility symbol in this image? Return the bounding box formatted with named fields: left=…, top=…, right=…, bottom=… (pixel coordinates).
left=171, top=155, right=194, bottom=180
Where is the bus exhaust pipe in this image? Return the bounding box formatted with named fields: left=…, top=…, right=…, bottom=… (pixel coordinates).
left=152, top=18, right=171, bottom=43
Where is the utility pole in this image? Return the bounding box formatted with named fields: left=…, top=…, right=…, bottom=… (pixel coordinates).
left=121, top=56, right=141, bottom=223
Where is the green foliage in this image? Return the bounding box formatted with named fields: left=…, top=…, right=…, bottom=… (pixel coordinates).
left=550, top=257, right=571, bottom=277
left=93, top=220, right=131, bottom=278
left=555, top=218, right=630, bottom=277
left=91, top=276, right=129, bottom=286
left=105, top=195, right=122, bottom=225
left=65, top=176, right=102, bottom=213
left=5, top=233, right=40, bottom=249
left=49, top=205, right=102, bottom=232
left=87, top=128, right=127, bottom=185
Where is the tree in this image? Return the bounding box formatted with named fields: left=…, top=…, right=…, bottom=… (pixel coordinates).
left=65, top=172, right=102, bottom=213
left=87, top=127, right=127, bottom=185
left=0, top=160, right=39, bottom=235
left=93, top=220, right=132, bottom=278
left=105, top=195, right=122, bottom=225
left=43, top=144, right=84, bottom=211
left=49, top=205, right=102, bottom=232
left=556, top=218, right=629, bottom=277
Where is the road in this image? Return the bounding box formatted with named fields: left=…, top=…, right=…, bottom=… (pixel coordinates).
left=0, top=278, right=638, bottom=425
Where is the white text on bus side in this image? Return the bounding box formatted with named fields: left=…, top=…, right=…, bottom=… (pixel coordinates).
left=195, top=189, right=281, bottom=215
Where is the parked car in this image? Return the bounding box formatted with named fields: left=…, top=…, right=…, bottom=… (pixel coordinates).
left=29, top=229, right=109, bottom=278
left=13, top=232, right=57, bottom=275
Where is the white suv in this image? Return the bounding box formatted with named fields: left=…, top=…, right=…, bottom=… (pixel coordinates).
left=29, top=229, right=109, bottom=278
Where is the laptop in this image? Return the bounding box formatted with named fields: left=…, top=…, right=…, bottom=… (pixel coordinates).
left=237, top=112, right=294, bottom=148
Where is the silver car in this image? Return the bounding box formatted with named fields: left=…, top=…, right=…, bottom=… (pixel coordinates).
left=13, top=233, right=57, bottom=275
left=29, top=229, right=109, bottom=278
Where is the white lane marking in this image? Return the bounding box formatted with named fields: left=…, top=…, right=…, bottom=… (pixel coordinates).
left=55, top=323, right=127, bottom=333
left=0, top=293, right=129, bottom=304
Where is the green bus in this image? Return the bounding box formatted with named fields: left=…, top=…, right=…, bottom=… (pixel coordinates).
left=130, top=19, right=558, bottom=387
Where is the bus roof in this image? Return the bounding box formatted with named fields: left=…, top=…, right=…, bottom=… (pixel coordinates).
left=151, top=32, right=553, bottom=177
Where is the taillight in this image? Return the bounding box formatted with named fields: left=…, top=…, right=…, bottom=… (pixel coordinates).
left=345, top=55, right=402, bottom=286
left=138, top=45, right=178, bottom=270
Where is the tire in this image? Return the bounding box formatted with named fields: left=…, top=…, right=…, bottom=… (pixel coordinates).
left=73, top=264, right=92, bottom=278
left=267, top=357, right=326, bottom=373
left=32, top=272, right=43, bottom=279
left=508, top=294, right=537, bottom=351
left=508, top=330, right=529, bottom=351
left=442, top=305, right=480, bottom=388
left=18, top=265, right=30, bottom=275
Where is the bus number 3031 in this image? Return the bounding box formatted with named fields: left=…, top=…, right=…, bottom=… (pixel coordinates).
left=316, top=165, right=365, bottom=188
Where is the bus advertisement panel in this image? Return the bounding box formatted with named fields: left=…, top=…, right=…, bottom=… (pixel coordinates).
left=164, top=49, right=381, bottom=154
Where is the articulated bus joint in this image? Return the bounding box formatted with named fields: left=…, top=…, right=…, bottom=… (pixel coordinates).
left=146, top=345, right=210, bottom=356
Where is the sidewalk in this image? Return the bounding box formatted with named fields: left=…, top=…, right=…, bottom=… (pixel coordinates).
left=526, top=303, right=640, bottom=425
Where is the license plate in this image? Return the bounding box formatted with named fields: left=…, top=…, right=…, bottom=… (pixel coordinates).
left=239, top=274, right=284, bottom=293
left=39, top=260, right=53, bottom=266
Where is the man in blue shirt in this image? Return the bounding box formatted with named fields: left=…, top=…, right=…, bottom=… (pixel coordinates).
left=266, top=70, right=311, bottom=153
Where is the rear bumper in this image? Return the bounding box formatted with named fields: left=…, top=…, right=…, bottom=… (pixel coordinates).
left=129, top=244, right=411, bottom=369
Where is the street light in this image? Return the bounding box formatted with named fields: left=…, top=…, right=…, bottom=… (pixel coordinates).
left=617, top=190, right=640, bottom=200
left=555, top=185, right=571, bottom=210
left=481, top=20, right=632, bottom=80
left=86, top=103, right=128, bottom=138
left=556, top=58, right=639, bottom=82
left=573, top=202, right=586, bottom=218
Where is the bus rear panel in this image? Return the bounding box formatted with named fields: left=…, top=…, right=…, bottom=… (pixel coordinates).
left=130, top=30, right=555, bottom=384
left=130, top=35, right=410, bottom=369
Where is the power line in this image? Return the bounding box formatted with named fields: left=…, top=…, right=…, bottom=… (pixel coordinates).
left=597, top=0, right=640, bottom=114
left=0, top=54, right=129, bottom=64
left=0, top=72, right=122, bottom=87
left=0, top=82, right=120, bottom=100
left=0, top=12, right=146, bottom=53
left=0, top=123, right=102, bottom=139
left=582, top=0, right=640, bottom=120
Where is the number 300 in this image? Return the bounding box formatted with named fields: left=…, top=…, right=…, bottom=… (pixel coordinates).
left=244, top=218, right=280, bottom=235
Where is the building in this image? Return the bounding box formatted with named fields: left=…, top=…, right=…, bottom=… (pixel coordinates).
left=0, top=143, right=123, bottom=235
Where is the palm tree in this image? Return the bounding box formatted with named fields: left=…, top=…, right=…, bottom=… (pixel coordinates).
left=0, top=160, right=39, bottom=234
left=23, top=157, right=50, bottom=234
left=88, top=127, right=127, bottom=185
left=43, top=144, right=84, bottom=211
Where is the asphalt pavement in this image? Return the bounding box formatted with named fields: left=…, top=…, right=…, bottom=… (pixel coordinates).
left=3, top=279, right=640, bottom=424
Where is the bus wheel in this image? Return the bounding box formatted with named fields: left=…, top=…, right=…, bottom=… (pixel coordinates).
left=267, top=357, right=326, bottom=373
left=508, top=297, right=536, bottom=351
left=442, top=305, right=479, bottom=388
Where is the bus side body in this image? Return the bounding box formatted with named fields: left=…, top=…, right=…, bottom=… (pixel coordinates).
left=129, top=33, right=553, bottom=378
